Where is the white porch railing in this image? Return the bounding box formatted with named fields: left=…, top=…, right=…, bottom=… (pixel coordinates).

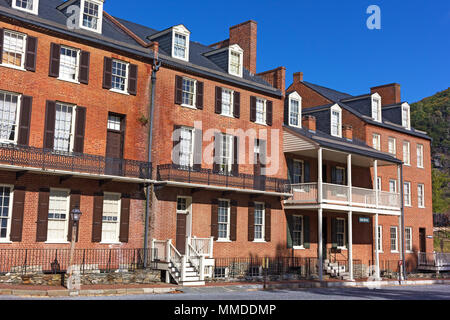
left=322, top=183, right=349, bottom=204
left=378, top=191, right=401, bottom=209
left=352, top=187, right=376, bottom=208
left=418, top=252, right=450, bottom=268
left=287, top=183, right=318, bottom=202
left=190, top=237, right=214, bottom=258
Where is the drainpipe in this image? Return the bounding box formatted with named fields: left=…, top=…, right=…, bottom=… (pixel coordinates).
left=144, top=45, right=161, bottom=268
left=400, top=164, right=407, bottom=280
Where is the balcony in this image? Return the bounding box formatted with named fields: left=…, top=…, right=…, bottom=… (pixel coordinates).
left=0, top=143, right=152, bottom=181
left=157, top=164, right=289, bottom=194
left=285, top=182, right=401, bottom=211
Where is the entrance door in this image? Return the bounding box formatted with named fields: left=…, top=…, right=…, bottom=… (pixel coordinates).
left=419, top=228, right=426, bottom=252
left=322, top=217, right=328, bottom=260
left=253, top=139, right=266, bottom=190
left=106, top=114, right=125, bottom=176
left=176, top=197, right=191, bottom=254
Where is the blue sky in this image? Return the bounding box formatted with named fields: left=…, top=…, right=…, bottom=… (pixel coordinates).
left=107, top=0, right=450, bottom=103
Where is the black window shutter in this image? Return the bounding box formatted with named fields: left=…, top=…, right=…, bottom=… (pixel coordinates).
left=17, top=95, right=32, bottom=146
left=248, top=202, right=255, bottom=242
left=10, top=187, right=25, bottom=242
left=119, top=195, right=131, bottom=243
left=287, top=158, right=294, bottom=183
left=193, top=129, right=202, bottom=171
left=73, top=106, right=86, bottom=153
left=43, top=101, right=56, bottom=150
left=92, top=192, right=104, bottom=243
left=304, top=215, right=310, bottom=248
left=286, top=214, right=293, bottom=248
left=102, top=57, right=112, bottom=89
left=211, top=199, right=218, bottom=240
left=264, top=203, right=271, bottom=242
left=233, top=91, right=240, bottom=118
left=215, top=87, right=222, bottom=114
left=79, top=51, right=90, bottom=84
left=36, top=188, right=49, bottom=242
left=25, top=36, right=38, bottom=72
left=266, top=100, right=273, bottom=126
left=304, top=161, right=310, bottom=183
left=331, top=167, right=337, bottom=184
left=128, top=64, right=138, bottom=95
left=230, top=200, right=238, bottom=241
left=212, top=132, right=221, bottom=173
left=174, top=75, right=183, bottom=105
left=232, top=136, right=239, bottom=176
left=172, top=125, right=181, bottom=166
left=49, top=43, right=60, bottom=77
left=196, top=81, right=203, bottom=109
left=0, top=29, right=3, bottom=64
left=250, top=96, right=256, bottom=122
left=68, top=191, right=81, bottom=242
left=331, top=218, right=337, bottom=248
left=284, top=98, right=289, bottom=125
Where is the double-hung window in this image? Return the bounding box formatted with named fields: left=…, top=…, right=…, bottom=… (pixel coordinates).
left=0, top=186, right=12, bottom=241
left=404, top=182, right=411, bottom=206
left=0, top=91, right=20, bottom=144
left=229, top=50, right=242, bottom=77
left=221, top=88, right=233, bottom=116
left=402, top=104, right=410, bottom=129
left=255, top=98, right=266, bottom=124
left=179, top=127, right=194, bottom=168
left=292, top=215, right=304, bottom=248
left=293, top=160, right=304, bottom=184
left=388, top=137, right=396, bottom=155
left=219, top=134, right=233, bottom=174
left=336, top=218, right=346, bottom=248
left=377, top=177, right=382, bottom=191
left=403, top=141, right=410, bottom=165
left=372, top=133, right=381, bottom=151
left=389, top=180, right=397, bottom=193
left=418, top=184, right=425, bottom=208
left=182, top=77, right=196, bottom=107
left=111, top=59, right=129, bottom=93
left=377, top=226, right=383, bottom=252
left=254, top=203, right=265, bottom=241
left=12, top=0, right=39, bottom=15
left=417, top=144, right=424, bottom=168
left=54, top=103, right=75, bottom=153
left=405, top=227, right=412, bottom=252
left=331, top=108, right=342, bottom=137
left=47, top=189, right=69, bottom=243
left=334, top=167, right=346, bottom=185
left=217, top=199, right=230, bottom=241
left=173, top=33, right=187, bottom=60
left=59, top=46, right=80, bottom=82
left=390, top=226, right=398, bottom=252
left=372, top=97, right=381, bottom=122
left=101, top=193, right=121, bottom=243
left=289, top=98, right=301, bottom=127
left=2, top=30, right=26, bottom=69
left=80, top=0, right=103, bottom=33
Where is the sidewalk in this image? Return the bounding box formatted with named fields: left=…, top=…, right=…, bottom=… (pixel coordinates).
left=0, top=278, right=449, bottom=297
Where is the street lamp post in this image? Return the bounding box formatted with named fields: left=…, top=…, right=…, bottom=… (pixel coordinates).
left=67, top=206, right=82, bottom=290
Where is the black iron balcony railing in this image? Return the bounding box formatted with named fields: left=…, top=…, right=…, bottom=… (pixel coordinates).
left=157, top=164, right=289, bottom=193
left=0, top=143, right=152, bottom=179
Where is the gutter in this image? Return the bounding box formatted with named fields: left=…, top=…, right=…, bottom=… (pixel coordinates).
left=400, top=164, right=407, bottom=280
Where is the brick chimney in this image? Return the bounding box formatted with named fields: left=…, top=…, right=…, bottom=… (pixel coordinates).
left=293, top=72, right=304, bottom=83
left=229, top=20, right=257, bottom=74
left=302, top=115, right=316, bottom=132
left=256, top=67, right=286, bottom=92
left=370, top=83, right=401, bottom=106
left=343, top=125, right=353, bottom=141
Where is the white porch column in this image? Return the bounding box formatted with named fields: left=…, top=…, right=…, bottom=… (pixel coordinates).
left=347, top=154, right=352, bottom=205
left=397, top=165, right=404, bottom=280
left=318, top=148, right=323, bottom=203
left=348, top=211, right=354, bottom=280
left=374, top=214, right=380, bottom=280
left=318, top=208, right=323, bottom=281
left=373, top=160, right=379, bottom=208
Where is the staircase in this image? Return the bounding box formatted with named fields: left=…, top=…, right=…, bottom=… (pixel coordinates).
left=323, top=260, right=351, bottom=280
left=168, top=260, right=205, bottom=286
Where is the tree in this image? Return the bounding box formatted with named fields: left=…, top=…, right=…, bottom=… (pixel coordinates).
left=432, top=169, right=450, bottom=214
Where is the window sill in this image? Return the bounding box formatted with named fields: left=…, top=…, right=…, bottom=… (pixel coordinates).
left=45, top=241, right=70, bottom=244
left=404, top=164, right=411, bottom=167
left=293, top=246, right=305, bottom=250
left=0, top=241, right=13, bottom=244
left=418, top=206, right=425, bottom=209
left=180, top=104, right=197, bottom=110
left=100, top=242, right=122, bottom=245
left=391, top=250, right=399, bottom=253
left=337, top=247, right=347, bottom=251
left=57, top=77, right=80, bottom=85
left=252, top=240, right=266, bottom=243
left=0, top=64, right=26, bottom=72
left=216, top=239, right=232, bottom=243
left=254, top=121, right=267, bottom=126
left=109, top=89, right=130, bottom=96
left=220, top=113, right=235, bottom=119
left=289, top=124, right=302, bottom=129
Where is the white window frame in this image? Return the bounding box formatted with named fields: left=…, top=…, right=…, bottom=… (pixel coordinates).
left=0, top=90, right=21, bottom=145
left=221, top=88, right=234, bottom=117
left=1, top=30, right=27, bottom=70
left=228, top=44, right=243, bottom=77
left=405, top=227, right=412, bottom=252
left=53, top=102, right=77, bottom=153
left=110, top=59, right=130, bottom=94
left=58, top=45, right=81, bottom=83
left=12, top=0, right=39, bottom=15
left=217, top=199, right=230, bottom=242
left=100, top=192, right=122, bottom=244
left=388, top=137, right=396, bottom=155
left=377, top=225, right=383, bottom=253
left=292, top=215, right=304, bottom=249
left=219, top=133, right=233, bottom=174
left=330, top=104, right=342, bottom=138
left=418, top=184, right=425, bottom=208
left=293, top=159, right=304, bottom=185
left=79, top=0, right=103, bottom=34
left=404, top=182, right=411, bottom=207
left=390, top=226, right=398, bottom=252
left=377, top=177, right=382, bottom=191
left=171, top=25, right=190, bottom=62
left=372, top=133, right=381, bottom=151
left=0, top=185, right=14, bottom=243
left=417, top=144, right=424, bottom=168
left=288, top=92, right=302, bottom=128
left=371, top=93, right=382, bottom=122
left=389, top=179, right=397, bottom=193
left=255, top=97, right=267, bottom=125
left=46, top=188, right=70, bottom=244
left=181, top=77, right=197, bottom=109
left=178, top=126, right=194, bottom=168
left=401, top=103, right=411, bottom=130
left=336, top=218, right=346, bottom=249
left=403, top=141, right=410, bottom=166
left=253, top=202, right=265, bottom=242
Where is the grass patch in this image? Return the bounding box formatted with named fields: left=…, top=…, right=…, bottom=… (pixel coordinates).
left=434, top=230, right=450, bottom=252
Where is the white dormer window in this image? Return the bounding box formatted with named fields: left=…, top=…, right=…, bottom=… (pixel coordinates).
left=371, top=93, right=382, bottom=122
left=171, top=25, right=190, bottom=61
left=79, top=0, right=103, bottom=34
left=228, top=45, right=243, bottom=77
left=401, top=103, right=411, bottom=130
left=330, top=105, right=342, bottom=137
left=12, top=0, right=39, bottom=15
left=288, top=92, right=302, bottom=127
